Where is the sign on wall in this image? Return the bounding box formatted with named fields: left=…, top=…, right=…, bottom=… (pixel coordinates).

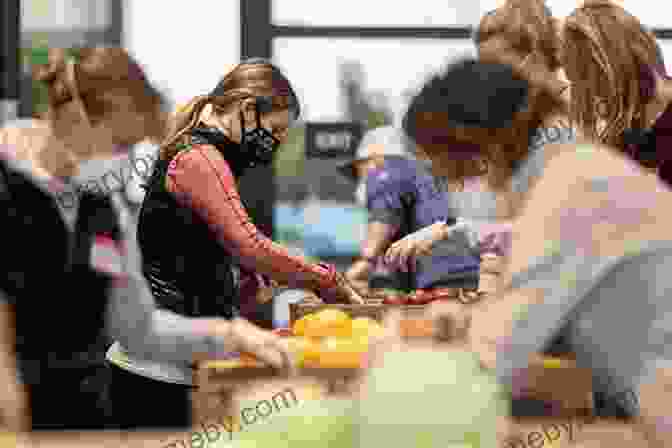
left=305, top=122, right=364, bottom=159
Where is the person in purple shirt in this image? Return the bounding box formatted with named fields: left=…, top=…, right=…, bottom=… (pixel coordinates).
left=341, top=126, right=481, bottom=297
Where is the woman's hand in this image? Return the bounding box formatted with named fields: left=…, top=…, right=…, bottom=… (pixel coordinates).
left=227, top=318, right=294, bottom=373
left=345, top=259, right=373, bottom=292
left=322, top=272, right=366, bottom=305
left=384, top=222, right=449, bottom=270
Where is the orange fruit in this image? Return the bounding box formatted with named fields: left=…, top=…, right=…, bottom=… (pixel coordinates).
left=238, top=352, right=263, bottom=367
left=292, top=314, right=315, bottom=337
left=314, top=337, right=368, bottom=369
left=399, top=318, right=435, bottom=338
left=351, top=317, right=383, bottom=339
left=305, top=309, right=352, bottom=338
left=287, top=337, right=322, bottom=367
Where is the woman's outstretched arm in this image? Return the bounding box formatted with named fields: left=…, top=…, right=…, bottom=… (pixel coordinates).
left=164, top=144, right=360, bottom=303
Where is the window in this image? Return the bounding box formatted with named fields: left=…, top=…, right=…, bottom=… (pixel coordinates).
left=22, top=0, right=111, bottom=30
left=272, top=0, right=483, bottom=27
left=273, top=38, right=476, bottom=122
left=272, top=38, right=476, bottom=257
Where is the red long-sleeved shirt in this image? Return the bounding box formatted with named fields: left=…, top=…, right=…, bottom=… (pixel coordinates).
left=165, top=144, right=339, bottom=296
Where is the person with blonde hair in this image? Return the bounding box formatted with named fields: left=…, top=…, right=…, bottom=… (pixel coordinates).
left=0, top=47, right=295, bottom=431
left=0, top=46, right=166, bottom=430
left=562, top=0, right=672, bottom=186
left=106, top=58, right=362, bottom=429
left=402, top=50, right=672, bottom=446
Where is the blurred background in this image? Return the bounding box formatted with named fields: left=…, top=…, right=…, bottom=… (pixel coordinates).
left=3, top=0, right=671, bottom=270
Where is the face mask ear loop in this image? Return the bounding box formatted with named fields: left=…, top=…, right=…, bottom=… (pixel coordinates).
left=255, top=101, right=263, bottom=130
left=238, top=108, right=247, bottom=143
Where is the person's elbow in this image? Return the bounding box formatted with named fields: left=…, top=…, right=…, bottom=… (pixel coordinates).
left=106, top=303, right=156, bottom=360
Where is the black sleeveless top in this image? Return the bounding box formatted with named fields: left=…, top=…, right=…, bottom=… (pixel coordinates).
left=0, top=158, right=114, bottom=385
left=137, top=135, right=239, bottom=320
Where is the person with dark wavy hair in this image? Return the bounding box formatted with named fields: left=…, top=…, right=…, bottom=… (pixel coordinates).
left=386, top=0, right=572, bottom=287
left=414, top=56, right=672, bottom=447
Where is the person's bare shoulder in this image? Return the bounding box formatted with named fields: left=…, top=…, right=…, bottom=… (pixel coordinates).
left=540, top=138, right=649, bottom=188
left=0, top=119, right=51, bottom=162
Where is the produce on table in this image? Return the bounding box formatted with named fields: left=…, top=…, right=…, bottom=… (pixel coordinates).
left=378, top=289, right=463, bottom=305
left=381, top=294, right=407, bottom=305
left=398, top=317, right=435, bottom=339
left=288, top=309, right=385, bottom=369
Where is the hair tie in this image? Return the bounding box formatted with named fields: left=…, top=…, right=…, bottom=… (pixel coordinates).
left=127, top=61, right=147, bottom=82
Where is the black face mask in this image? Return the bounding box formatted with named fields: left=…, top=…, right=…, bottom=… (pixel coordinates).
left=239, top=102, right=281, bottom=167
left=187, top=103, right=281, bottom=178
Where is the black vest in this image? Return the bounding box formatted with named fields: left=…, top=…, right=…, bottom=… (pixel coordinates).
left=137, top=154, right=237, bottom=320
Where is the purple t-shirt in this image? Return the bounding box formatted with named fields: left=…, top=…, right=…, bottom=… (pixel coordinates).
left=366, top=157, right=480, bottom=289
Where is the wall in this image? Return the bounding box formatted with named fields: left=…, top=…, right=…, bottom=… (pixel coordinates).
left=122, top=0, right=240, bottom=108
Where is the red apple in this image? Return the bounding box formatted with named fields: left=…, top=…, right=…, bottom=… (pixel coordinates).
left=406, top=290, right=433, bottom=305
left=382, top=294, right=407, bottom=305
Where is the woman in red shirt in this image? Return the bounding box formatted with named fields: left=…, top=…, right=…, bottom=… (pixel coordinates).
left=106, top=58, right=362, bottom=429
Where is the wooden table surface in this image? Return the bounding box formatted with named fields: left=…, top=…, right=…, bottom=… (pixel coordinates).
left=6, top=376, right=649, bottom=448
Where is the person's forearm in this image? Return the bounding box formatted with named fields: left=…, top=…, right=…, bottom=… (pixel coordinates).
left=361, top=221, right=398, bottom=259
left=636, top=365, right=672, bottom=448
left=0, top=300, right=18, bottom=381
left=0, top=297, right=28, bottom=431
left=106, top=274, right=237, bottom=364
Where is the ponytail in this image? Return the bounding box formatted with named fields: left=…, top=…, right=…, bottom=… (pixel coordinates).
left=159, top=95, right=211, bottom=161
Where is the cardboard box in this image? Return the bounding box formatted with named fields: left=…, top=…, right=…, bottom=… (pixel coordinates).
left=514, top=355, right=594, bottom=417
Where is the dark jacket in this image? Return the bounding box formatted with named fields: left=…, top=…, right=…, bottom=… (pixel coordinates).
left=0, top=156, right=116, bottom=429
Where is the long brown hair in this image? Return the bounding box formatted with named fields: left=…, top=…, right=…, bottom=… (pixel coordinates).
left=33, top=47, right=166, bottom=143
left=459, top=0, right=566, bottom=188
left=159, top=61, right=297, bottom=161
left=563, top=1, right=661, bottom=149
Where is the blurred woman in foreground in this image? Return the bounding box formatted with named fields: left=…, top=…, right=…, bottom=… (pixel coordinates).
left=106, top=58, right=362, bottom=429
left=0, top=46, right=165, bottom=430
left=0, top=47, right=293, bottom=431
left=406, top=54, right=672, bottom=447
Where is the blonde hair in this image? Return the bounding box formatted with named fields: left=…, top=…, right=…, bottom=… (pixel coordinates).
left=160, top=62, right=296, bottom=161
left=563, top=0, right=660, bottom=148
left=469, top=0, right=566, bottom=188
left=33, top=47, right=165, bottom=142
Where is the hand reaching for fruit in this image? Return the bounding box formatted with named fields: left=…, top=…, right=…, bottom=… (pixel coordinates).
left=384, top=222, right=448, bottom=271
left=426, top=300, right=472, bottom=343
left=322, top=272, right=366, bottom=305
left=384, top=218, right=480, bottom=271
left=227, top=318, right=294, bottom=373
